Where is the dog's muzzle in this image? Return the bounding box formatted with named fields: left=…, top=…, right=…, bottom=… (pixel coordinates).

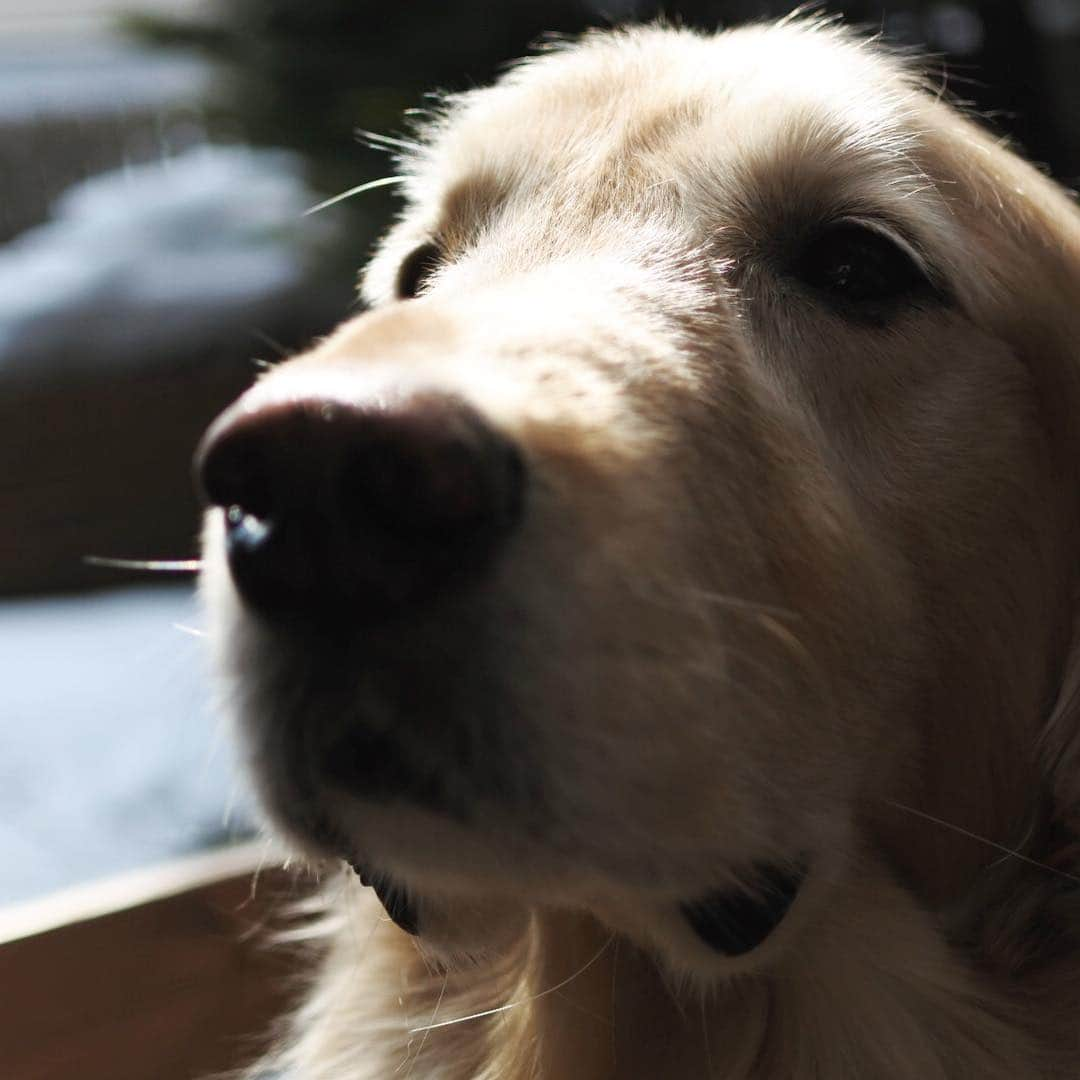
left=199, top=383, right=806, bottom=961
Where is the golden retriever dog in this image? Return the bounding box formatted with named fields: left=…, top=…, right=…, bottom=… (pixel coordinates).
left=196, top=15, right=1080, bottom=1079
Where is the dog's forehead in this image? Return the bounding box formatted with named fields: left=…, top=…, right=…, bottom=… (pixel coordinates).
left=410, top=23, right=929, bottom=233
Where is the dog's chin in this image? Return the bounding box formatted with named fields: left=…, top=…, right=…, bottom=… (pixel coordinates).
left=265, top=776, right=822, bottom=979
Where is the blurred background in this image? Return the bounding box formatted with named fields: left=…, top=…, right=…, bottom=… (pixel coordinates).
left=3, top=0, right=1079, bottom=907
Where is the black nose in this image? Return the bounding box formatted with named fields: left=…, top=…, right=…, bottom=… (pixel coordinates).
left=195, top=390, right=525, bottom=619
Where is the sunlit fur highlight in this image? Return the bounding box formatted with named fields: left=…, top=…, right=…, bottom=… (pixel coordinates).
left=202, top=16, right=1080, bottom=1079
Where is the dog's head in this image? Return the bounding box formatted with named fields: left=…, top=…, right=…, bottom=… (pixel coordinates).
left=198, top=21, right=1080, bottom=978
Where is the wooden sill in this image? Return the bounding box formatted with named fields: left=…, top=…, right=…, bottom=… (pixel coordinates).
left=0, top=843, right=300, bottom=1080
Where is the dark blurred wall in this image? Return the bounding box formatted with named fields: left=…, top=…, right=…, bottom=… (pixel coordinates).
left=602, top=1, right=1079, bottom=181
left=131, top=0, right=1080, bottom=268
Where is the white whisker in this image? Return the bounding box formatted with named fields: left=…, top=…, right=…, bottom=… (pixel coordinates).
left=304, top=175, right=407, bottom=216
left=84, top=555, right=202, bottom=573
left=883, top=800, right=1080, bottom=885
left=408, top=933, right=615, bottom=1034
left=401, top=972, right=449, bottom=1077
left=250, top=327, right=290, bottom=357
left=358, top=130, right=424, bottom=154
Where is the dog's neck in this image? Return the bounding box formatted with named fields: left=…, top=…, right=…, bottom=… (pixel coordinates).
left=277, top=859, right=1050, bottom=1080
left=505, top=867, right=1038, bottom=1080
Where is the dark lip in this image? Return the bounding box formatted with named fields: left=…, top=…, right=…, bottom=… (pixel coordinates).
left=349, top=855, right=807, bottom=954
left=348, top=860, right=420, bottom=935
left=680, top=860, right=807, bottom=956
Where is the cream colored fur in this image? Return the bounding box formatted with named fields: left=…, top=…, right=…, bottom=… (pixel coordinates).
left=201, top=16, right=1080, bottom=1079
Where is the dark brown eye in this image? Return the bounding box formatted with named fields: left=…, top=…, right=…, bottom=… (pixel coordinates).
left=792, top=222, right=938, bottom=311
left=395, top=241, right=443, bottom=300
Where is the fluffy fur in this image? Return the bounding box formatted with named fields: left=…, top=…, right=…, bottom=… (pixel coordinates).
left=201, top=16, right=1080, bottom=1078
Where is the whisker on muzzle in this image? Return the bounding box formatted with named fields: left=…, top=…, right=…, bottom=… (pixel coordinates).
left=882, top=800, right=1080, bottom=887
left=304, top=174, right=407, bottom=216
left=407, top=933, right=616, bottom=1034
left=83, top=555, right=203, bottom=574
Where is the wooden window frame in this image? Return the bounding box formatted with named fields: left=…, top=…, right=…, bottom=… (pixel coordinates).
left=0, top=843, right=296, bottom=1080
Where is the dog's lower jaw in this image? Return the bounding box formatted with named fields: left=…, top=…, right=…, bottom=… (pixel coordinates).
left=273, top=859, right=1038, bottom=1080
left=352, top=856, right=807, bottom=959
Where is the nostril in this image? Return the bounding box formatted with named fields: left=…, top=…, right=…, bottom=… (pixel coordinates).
left=197, top=430, right=277, bottom=521
left=224, top=505, right=275, bottom=556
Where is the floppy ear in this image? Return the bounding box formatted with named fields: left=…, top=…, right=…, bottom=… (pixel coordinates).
left=1018, top=214, right=1080, bottom=841
left=1018, top=225, right=1080, bottom=866
left=1017, top=256, right=1080, bottom=853
left=958, top=204, right=1080, bottom=971
left=948, top=121, right=1080, bottom=871
left=973, top=609, right=1080, bottom=978
left=1041, top=609, right=1080, bottom=845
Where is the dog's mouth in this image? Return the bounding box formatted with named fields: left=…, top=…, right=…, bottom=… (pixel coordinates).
left=264, top=690, right=811, bottom=961
left=234, top=566, right=815, bottom=967
left=679, top=862, right=806, bottom=956
left=350, top=861, right=421, bottom=935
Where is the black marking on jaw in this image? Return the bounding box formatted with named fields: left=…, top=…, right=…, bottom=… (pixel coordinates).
left=681, top=862, right=805, bottom=956
left=351, top=862, right=420, bottom=936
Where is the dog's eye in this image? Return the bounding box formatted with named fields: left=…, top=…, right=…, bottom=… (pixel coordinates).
left=396, top=241, right=443, bottom=300
left=792, top=222, right=935, bottom=311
